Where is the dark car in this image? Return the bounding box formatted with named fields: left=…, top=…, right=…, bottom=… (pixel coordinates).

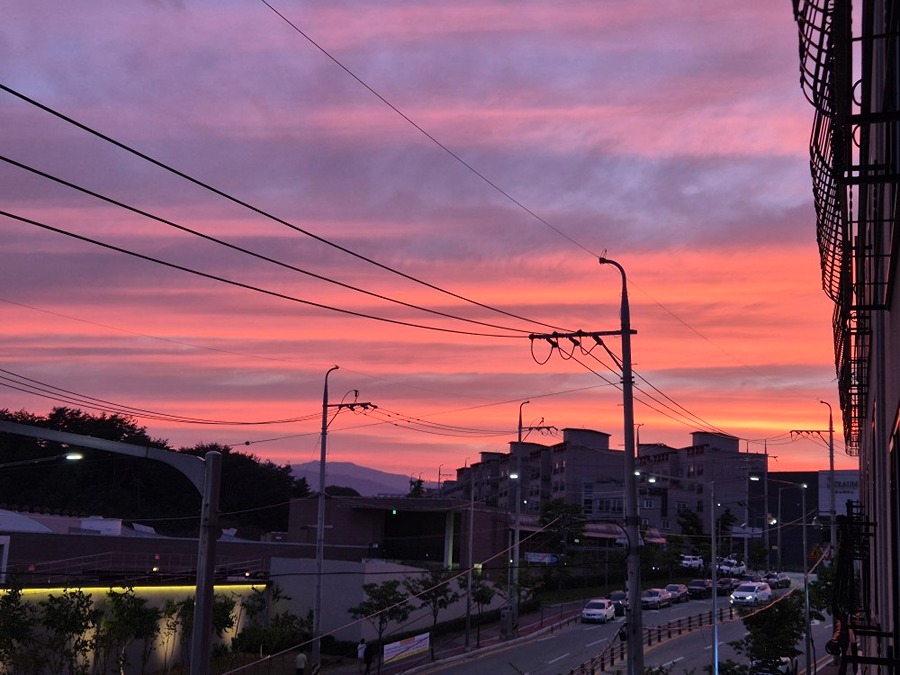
left=764, top=572, right=792, bottom=589
left=688, top=578, right=713, bottom=598
left=607, top=590, right=628, bottom=616
left=665, top=583, right=690, bottom=603
left=716, top=577, right=737, bottom=596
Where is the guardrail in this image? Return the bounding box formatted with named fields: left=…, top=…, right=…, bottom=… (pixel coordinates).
left=565, top=606, right=737, bottom=674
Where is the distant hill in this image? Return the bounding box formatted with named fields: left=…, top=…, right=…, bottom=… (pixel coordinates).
left=291, top=461, right=431, bottom=497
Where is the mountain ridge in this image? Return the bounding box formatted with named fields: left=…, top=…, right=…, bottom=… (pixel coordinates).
left=291, top=460, right=439, bottom=497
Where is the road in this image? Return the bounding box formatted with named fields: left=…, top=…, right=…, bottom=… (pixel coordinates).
left=415, top=591, right=835, bottom=675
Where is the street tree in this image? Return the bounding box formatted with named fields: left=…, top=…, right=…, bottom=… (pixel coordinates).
left=39, top=588, right=102, bottom=675
left=0, top=579, right=39, bottom=673
left=348, top=580, right=413, bottom=645
left=457, top=573, right=496, bottom=647
left=729, top=592, right=805, bottom=671
left=94, top=587, right=162, bottom=675
left=404, top=569, right=460, bottom=659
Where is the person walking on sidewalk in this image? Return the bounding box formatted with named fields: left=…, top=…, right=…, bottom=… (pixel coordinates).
left=357, top=638, right=367, bottom=674
left=363, top=641, right=376, bottom=675
left=295, top=650, right=308, bottom=675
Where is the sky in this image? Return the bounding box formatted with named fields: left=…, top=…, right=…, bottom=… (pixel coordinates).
left=0, top=1, right=857, bottom=480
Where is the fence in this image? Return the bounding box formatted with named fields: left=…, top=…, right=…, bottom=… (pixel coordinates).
left=565, top=606, right=737, bottom=675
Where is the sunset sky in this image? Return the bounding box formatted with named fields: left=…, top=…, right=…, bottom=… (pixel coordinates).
left=0, top=1, right=856, bottom=480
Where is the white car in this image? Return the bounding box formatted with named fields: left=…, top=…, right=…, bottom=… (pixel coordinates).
left=681, top=555, right=704, bottom=569
left=730, top=581, right=772, bottom=606
left=581, top=598, right=616, bottom=623
left=718, top=558, right=747, bottom=576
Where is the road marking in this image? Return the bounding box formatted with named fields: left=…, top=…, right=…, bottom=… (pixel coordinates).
left=548, top=653, right=571, bottom=664
left=587, top=638, right=609, bottom=647
left=663, top=657, right=684, bottom=668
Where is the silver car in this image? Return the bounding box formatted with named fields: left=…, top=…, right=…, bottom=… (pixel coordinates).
left=641, top=587, right=673, bottom=609
left=581, top=598, right=616, bottom=623
left=730, top=581, right=772, bottom=606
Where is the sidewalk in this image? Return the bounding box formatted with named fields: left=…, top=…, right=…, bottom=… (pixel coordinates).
left=324, top=601, right=584, bottom=675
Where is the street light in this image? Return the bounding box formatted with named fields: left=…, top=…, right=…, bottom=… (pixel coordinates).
left=510, top=399, right=528, bottom=638
left=599, top=256, right=642, bottom=675
left=0, top=420, right=220, bottom=675
left=769, top=478, right=811, bottom=675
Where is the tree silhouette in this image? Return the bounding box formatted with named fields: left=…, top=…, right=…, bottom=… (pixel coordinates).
left=348, top=580, right=412, bottom=645
left=404, top=569, right=460, bottom=659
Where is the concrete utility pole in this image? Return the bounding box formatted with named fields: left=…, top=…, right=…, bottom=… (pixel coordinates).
left=312, top=366, right=375, bottom=671
left=820, top=400, right=837, bottom=551
left=0, top=420, right=220, bottom=675
left=600, top=256, right=643, bottom=675
left=529, top=256, right=641, bottom=675
left=510, top=406, right=554, bottom=637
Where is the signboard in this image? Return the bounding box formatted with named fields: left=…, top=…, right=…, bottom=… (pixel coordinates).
left=818, top=470, right=859, bottom=515
left=384, top=632, right=429, bottom=664
left=525, top=552, right=558, bottom=564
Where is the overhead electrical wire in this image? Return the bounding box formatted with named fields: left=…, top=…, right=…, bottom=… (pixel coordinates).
left=256, top=0, right=600, bottom=260
left=0, top=154, right=544, bottom=337
left=0, top=79, right=837, bottom=452
left=229, top=9, right=843, bottom=445
left=0, top=83, right=569, bottom=334
left=0, top=368, right=321, bottom=427
left=0, top=209, right=526, bottom=340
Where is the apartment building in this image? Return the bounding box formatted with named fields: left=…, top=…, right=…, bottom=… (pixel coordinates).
left=792, top=1, right=898, bottom=670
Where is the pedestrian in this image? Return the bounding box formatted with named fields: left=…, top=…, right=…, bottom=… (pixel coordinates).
left=357, top=638, right=366, bottom=674
left=295, top=650, right=308, bottom=675
left=363, top=641, right=376, bottom=675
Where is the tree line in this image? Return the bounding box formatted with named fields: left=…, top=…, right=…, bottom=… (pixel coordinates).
left=0, top=407, right=312, bottom=538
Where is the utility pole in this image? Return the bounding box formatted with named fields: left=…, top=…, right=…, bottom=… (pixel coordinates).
left=509, top=405, right=552, bottom=637
left=312, top=366, right=375, bottom=671
left=820, top=400, right=837, bottom=551
left=532, top=256, right=641, bottom=675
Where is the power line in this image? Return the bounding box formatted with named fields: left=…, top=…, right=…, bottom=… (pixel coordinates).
left=257, top=0, right=600, bottom=260
left=0, top=83, right=568, bottom=333
left=0, top=209, right=528, bottom=339
left=0, top=368, right=321, bottom=427
left=0, top=154, right=549, bottom=336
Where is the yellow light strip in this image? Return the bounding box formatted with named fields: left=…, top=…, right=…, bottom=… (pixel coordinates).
left=12, top=583, right=264, bottom=596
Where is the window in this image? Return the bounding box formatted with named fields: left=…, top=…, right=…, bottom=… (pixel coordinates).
left=583, top=483, right=594, bottom=512
left=598, top=498, right=624, bottom=514
left=661, top=519, right=670, bottom=530
left=642, top=498, right=653, bottom=510
left=675, top=501, right=689, bottom=512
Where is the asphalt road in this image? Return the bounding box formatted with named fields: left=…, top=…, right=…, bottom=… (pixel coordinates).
left=413, top=591, right=835, bottom=675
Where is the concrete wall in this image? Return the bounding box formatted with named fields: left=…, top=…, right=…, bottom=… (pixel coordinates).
left=271, top=558, right=506, bottom=643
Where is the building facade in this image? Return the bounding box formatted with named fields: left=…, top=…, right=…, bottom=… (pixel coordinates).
left=792, top=1, right=898, bottom=670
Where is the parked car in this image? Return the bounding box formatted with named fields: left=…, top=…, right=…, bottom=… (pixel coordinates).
left=607, top=590, right=629, bottom=616
left=680, top=554, right=705, bottom=570
left=716, top=577, right=737, bottom=596
left=581, top=598, right=616, bottom=623
left=688, top=578, right=713, bottom=599
left=718, top=557, right=747, bottom=576
left=730, top=581, right=773, bottom=606
left=764, top=572, right=792, bottom=589
left=641, top=588, right=673, bottom=609
left=665, top=583, right=690, bottom=603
